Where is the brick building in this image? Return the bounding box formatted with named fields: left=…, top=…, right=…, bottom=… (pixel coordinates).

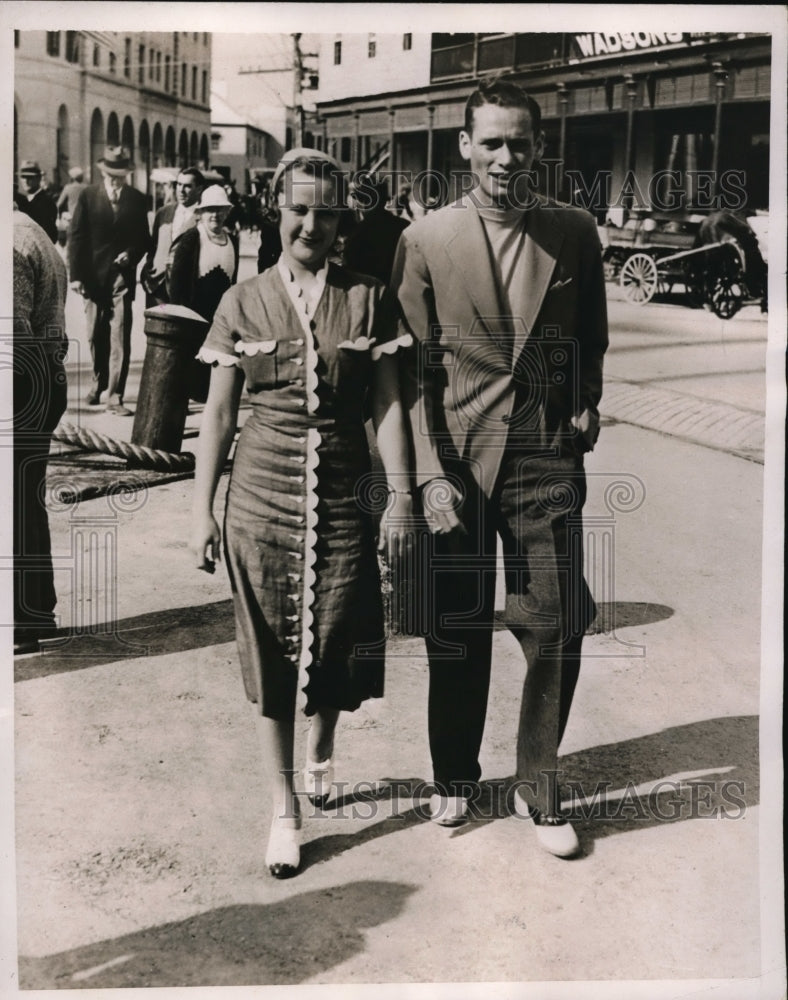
left=14, top=30, right=212, bottom=202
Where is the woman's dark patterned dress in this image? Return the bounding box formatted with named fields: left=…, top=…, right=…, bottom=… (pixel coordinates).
left=198, top=259, right=412, bottom=719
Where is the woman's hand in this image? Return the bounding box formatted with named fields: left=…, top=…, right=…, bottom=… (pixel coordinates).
left=191, top=513, right=222, bottom=574
left=378, top=490, right=416, bottom=563
left=420, top=477, right=464, bottom=535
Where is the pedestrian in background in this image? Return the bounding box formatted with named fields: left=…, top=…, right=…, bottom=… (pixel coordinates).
left=68, top=145, right=150, bottom=416
left=343, top=173, right=409, bottom=287
left=168, top=184, right=239, bottom=402
left=392, top=80, right=608, bottom=856
left=13, top=204, right=69, bottom=655
left=56, top=166, right=87, bottom=248
left=142, top=166, right=204, bottom=306
left=18, top=160, right=58, bottom=243
left=190, top=149, right=414, bottom=879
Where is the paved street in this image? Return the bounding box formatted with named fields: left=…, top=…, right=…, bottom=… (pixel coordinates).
left=6, top=253, right=783, bottom=996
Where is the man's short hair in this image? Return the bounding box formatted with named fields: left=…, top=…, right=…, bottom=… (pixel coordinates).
left=464, top=79, right=542, bottom=135
left=178, top=167, right=204, bottom=187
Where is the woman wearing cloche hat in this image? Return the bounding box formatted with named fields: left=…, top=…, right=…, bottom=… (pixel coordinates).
left=168, top=184, right=239, bottom=402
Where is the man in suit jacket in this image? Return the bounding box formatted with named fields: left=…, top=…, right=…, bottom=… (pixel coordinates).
left=18, top=160, right=58, bottom=243
left=391, top=80, right=608, bottom=857
left=68, top=146, right=150, bottom=415
left=141, top=166, right=203, bottom=305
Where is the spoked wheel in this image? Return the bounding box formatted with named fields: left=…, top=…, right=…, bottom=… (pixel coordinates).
left=619, top=252, right=659, bottom=304
left=709, top=248, right=745, bottom=319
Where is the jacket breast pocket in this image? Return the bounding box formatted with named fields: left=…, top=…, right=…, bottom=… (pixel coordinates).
left=236, top=339, right=278, bottom=390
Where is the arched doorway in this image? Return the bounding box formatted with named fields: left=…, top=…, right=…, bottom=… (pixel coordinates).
left=189, top=130, right=199, bottom=165
left=89, top=108, right=104, bottom=181
left=199, top=133, right=209, bottom=169
left=138, top=119, right=150, bottom=198
left=178, top=129, right=188, bottom=167
left=56, top=104, right=70, bottom=185
left=165, top=126, right=176, bottom=166
left=121, top=115, right=134, bottom=163
left=152, top=122, right=163, bottom=167
left=107, top=111, right=120, bottom=147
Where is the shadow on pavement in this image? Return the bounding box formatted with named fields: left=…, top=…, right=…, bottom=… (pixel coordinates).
left=14, top=599, right=236, bottom=682
left=451, top=715, right=759, bottom=852
left=18, top=880, right=417, bottom=990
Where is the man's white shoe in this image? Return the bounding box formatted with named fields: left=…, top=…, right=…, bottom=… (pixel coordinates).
left=513, top=792, right=581, bottom=858
left=429, top=794, right=469, bottom=827
left=530, top=813, right=581, bottom=858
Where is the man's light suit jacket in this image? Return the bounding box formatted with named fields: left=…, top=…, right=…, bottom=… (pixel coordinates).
left=391, top=194, right=609, bottom=499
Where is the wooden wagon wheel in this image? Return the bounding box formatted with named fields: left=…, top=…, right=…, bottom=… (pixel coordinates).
left=709, top=246, right=745, bottom=320
left=619, top=252, right=659, bottom=304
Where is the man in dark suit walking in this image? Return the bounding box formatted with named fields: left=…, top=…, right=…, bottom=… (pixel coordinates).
left=141, top=166, right=203, bottom=305
left=392, top=80, right=608, bottom=856
left=18, top=160, right=58, bottom=243
left=68, top=146, right=150, bottom=415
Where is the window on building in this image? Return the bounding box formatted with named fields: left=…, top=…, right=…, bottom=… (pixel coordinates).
left=124, top=38, right=131, bottom=77
left=333, top=40, right=342, bottom=65
left=46, top=32, right=61, bottom=57
left=65, top=31, right=79, bottom=63
left=192, top=65, right=197, bottom=100
left=165, top=55, right=170, bottom=90
left=93, top=44, right=100, bottom=67
left=202, top=70, right=207, bottom=104
left=149, top=48, right=155, bottom=80
left=368, top=34, right=376, bottom=58
left=340, top=136, right=351, bottom=161
left=109, top=52, right=116, bottom=74
left=181, top=62, right=187, bottom=96
left=210, top=132, right=221, bottom=151
left=403, top=33, right=412, bottom=51
left=14, top=31, right=20, bottom=48
left=203, top=33, right=208, bottom=45
left=138, top=45, right=145, bottom=84
left=156, top=51, right=161, bottom=82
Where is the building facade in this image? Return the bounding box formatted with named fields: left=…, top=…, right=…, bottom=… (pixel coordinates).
left=313, top=31, right=771, bottom=219
left=210, top=88, right=284, bottom=194
left=14, top=30, right=212, bottom=201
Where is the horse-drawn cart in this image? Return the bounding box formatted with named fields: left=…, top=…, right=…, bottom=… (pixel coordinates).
left=603, top=211, right=767, bottom=319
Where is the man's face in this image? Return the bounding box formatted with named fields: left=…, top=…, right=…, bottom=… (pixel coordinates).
left=176, top=173, right=201, bottom=207
left=459, top=104, right=544, bottom=206
left=103, top=172, right=125, bottom=192
left=20, top=173, right=41, bottom=195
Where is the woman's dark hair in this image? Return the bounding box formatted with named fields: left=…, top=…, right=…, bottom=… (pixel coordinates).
left=271, top=156, right=354, bottom=236
left=464, top=78, right=542, bottom=135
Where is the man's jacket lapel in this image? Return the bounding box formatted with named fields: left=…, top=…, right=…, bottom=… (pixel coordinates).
left=511, top=203, right=564, bottom=366
left=444, top=198, right=512, bottom=360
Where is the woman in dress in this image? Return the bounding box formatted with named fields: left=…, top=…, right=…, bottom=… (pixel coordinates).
left=168, top=184, right=240, bottom=402
left=189, top=150, right=414, bottom=878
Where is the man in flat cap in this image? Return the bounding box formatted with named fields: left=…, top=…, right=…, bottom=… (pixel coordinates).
left=18, top=160, right=58, bottom=243
left=68, top=146, right=150, bottom=415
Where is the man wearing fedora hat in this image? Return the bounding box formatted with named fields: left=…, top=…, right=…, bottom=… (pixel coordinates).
left=68, top=146, right=150, bottom=415
left=18, top=160, right=58, bottom=243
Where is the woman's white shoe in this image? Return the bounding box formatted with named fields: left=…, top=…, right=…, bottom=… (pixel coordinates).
left=265, top=818, right=301, bottom=878
left=304, top=758, right=334, bottom=807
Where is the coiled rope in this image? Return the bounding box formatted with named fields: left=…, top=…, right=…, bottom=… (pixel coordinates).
left=52, top=422, right=195, bottom=472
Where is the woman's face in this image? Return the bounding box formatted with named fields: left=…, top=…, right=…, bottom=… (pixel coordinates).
left=200, top=206, right=230, bottom=234
left=278, top=169, right=341, bottom=271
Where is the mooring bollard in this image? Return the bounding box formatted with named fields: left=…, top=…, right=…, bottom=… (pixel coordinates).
left=131, top=304, right=209, bottom=457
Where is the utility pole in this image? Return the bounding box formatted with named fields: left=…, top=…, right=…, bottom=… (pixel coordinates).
left=237, top=34, right=318, bottom=148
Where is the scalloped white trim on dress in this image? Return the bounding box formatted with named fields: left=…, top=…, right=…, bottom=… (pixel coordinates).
left=370, top=332, right=414, bottom=361
left=338, top=336, right=377, bottom=351
left=195, top=346, right=239, bottom=367
left=297, top=425, right=321, bottom=715
left=234, top=339, right=278, bottom=356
